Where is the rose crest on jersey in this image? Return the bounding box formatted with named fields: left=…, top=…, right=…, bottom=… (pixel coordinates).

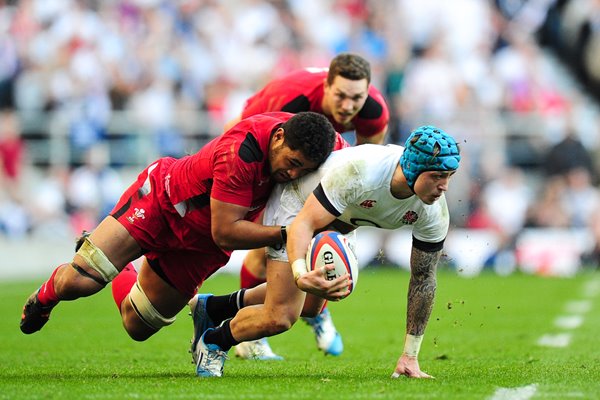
left=401, top=210, right=418, bottom=225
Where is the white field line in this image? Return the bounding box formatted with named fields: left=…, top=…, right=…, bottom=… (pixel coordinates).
left=564, top=300, right=591, bottom=314
left=521, top=281, right=598, bottom=398
left=488, top=384, right=538, bottom=400
left=553, top=315, right=584, bottom=330
left=536, top=333, right=572, bottom=348
left=537, top=286, right=593, bottom=348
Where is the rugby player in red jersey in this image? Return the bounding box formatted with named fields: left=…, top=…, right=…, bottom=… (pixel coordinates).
left=228, top=53, right=389, bottom=359
left=226, top=53, right=388, bottom=145
left=20, top=112, right=337, bottom=347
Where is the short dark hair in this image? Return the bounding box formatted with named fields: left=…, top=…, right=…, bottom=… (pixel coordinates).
left=281, top=112, right=336, bottom=165
left=327, top=53, right=371, bottom=85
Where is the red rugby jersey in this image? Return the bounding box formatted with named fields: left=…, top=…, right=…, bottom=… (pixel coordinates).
left=241, top=68, right=389, bottom=138
left=165, top=112, right=290, bottom=235
left=163, top=112, right=348, bottom=237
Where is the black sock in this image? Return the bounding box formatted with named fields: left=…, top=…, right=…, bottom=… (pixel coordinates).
left=203, top=319, right=239, bottom=351
left=206, top=289, right=246, bottom=325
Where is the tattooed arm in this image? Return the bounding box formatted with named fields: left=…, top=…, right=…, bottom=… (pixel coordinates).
left=407, top=247, right=440, bottom=335
left=391, top=246, right=441, bottom=379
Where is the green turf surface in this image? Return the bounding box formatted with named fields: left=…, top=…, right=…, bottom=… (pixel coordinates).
left=1, top=268, right=599, bottom=399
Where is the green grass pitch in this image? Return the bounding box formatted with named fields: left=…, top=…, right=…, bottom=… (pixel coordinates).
left=1, top=267, right=599, bottom=399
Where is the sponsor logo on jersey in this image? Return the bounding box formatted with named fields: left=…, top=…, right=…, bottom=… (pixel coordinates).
left=359, top=199, right=377, bottom=209
left=401, top=210, right=419, bottom=225
left=127, top=208, right=146, bottom=224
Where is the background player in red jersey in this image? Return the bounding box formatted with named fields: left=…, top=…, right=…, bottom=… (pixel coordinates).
left=228, top=53, right=389, bottom=359
left=19, top=112, right=336, bottom=348
left=225, top=53, right=389, bottom=146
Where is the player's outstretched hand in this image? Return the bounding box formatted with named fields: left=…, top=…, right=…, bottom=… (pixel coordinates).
left=296, top=265, right=351, bottom=301
left=391, top=354, right=434, bottom=379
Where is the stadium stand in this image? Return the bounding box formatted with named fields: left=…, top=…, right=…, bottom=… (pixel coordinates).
left=1, top=0, right=599, bottom=277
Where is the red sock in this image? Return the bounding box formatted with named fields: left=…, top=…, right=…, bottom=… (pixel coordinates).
left=111, top=263, right=138, bottom=310
left=240, top=262, right=266, bottom=289
left=37, top=265, right=64, bottom=306
left=320, top=301, right=328, bottom=314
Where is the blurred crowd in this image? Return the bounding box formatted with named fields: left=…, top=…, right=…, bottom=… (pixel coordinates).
left=540, top=0, right=600, bottom=104
left=1, top=0, right=599, bottom=270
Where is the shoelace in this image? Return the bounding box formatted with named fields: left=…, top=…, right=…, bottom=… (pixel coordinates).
left=197, top=345, right=228, bottom=375
left=205, top=349, right=228, bottom=368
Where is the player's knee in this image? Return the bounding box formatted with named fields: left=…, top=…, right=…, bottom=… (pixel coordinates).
left=120, top=296, right=158, bottom=342
left=264, top=309, right=299, bottom=335
left=122, top=314, right=154, bottom=342
left=264, top=318, right=291, bottom=335
left=57, top=236, right=121, bottom=298
left=74, top=236, right=119, bottom=283
left=123, top=280, right=175, bottom=340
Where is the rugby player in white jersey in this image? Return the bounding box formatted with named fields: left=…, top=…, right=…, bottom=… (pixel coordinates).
left=188, top=125, right=461, bottom=378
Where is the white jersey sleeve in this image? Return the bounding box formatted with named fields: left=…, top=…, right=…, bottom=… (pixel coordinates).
left=411, top=195, right=450, bottom=244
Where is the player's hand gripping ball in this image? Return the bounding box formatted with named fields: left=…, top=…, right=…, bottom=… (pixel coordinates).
left=306, top=231, right=359, bottom=295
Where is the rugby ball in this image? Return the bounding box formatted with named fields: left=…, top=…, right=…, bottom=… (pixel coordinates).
left=306, top=231, right=359, bottom=295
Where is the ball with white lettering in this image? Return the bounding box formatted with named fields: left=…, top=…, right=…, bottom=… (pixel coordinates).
left=306, top=231, right=359, bottom=296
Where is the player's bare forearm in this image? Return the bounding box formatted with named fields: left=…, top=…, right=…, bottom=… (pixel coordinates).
left=406, top=247, right=441, bottom=336
left=211, top=198, right=283, bottom=250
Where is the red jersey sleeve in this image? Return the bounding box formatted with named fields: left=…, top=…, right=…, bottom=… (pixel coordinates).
left=166, top=114, right=285, bottom=210
left=210, top=134, right=258, bottom=207
left=210, top=113, right=290, bottom=209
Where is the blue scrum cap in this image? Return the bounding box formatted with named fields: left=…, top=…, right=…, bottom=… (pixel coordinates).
left=399, top=125, right=461, bottom=190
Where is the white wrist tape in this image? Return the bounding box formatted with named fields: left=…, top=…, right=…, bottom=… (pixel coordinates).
left=291, top=259, right=308, bottom=282
left=403, top=334, right=424, bottom=357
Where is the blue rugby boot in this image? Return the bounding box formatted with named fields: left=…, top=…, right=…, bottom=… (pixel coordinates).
left=234, top=337, right=284, bottom=360
left=303, top=307, right=343, bottom=356
left=194, top=329, right=228, bottom=377
left=189, top=294, right=215, bottom=364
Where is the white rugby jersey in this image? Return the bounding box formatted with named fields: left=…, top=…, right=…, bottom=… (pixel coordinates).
left=283, top=144, right=449, bottom=244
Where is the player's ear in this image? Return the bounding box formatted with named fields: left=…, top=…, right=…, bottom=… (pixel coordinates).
left=273, top=128, right=285, bottom=143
